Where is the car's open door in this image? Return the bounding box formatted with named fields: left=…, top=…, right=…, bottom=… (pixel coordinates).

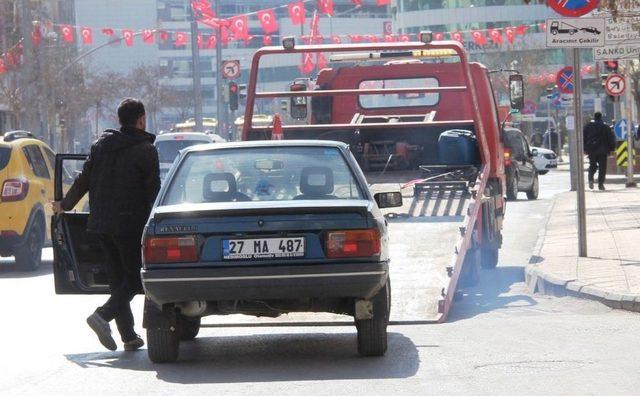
left=53, top=154, right=109, bottom=294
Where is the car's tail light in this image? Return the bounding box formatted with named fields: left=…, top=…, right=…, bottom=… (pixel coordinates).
left=503, top=148, right=512, bottom=167
left=326, top=229, right=381, bottom=258
left=143, top=235, right=199, bottom=263
left=1, top=179, right=29, bottom=202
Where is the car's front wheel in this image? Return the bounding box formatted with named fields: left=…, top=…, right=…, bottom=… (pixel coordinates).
left=538, top=170, right=549, bottom=175
left=15, top=218, right=44, bottom=271
left=506, top=173, right=518, bottom=201
left=355, top=279, right=390, bottom=357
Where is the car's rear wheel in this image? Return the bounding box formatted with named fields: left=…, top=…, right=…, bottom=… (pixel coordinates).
left=147, top=327, right=180, bottom=363
left=506, top=174, right=518, bottom=201
left=355, top=279, right=390, bottom=357
left=15, top=219, right=44, bottom=271
left=538, top=170, right=549, bottom=175
left=178, top=315, right=201, bottom=341
left=527, top=174, right=539, bottom=200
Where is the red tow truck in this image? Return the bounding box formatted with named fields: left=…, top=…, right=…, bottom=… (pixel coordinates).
left=241, top=35, right=523, bottom=322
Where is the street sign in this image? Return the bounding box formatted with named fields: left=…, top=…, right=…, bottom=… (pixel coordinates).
left=566, top=115, right=575, bottom=131
left=548, top=0, right=599, bottom=17
left=546, top=18, right=605, bottom=48
left=221, top=60, right=240, bottom=79
left=605, top=73, right=625, bottom=96
left=593, top=43, right=640, bottom=60
left=616, top=140, right=637, bottom=166
left=556, top=66, right=574, bottom=94
left=383, top=21, right=392, bottom=35
left=603, top=17, right=640, bottom=43
left=615, top=118, right=629, bottom=140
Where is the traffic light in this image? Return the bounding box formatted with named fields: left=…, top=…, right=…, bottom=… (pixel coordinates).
left=229, top=82, right=238, bottom=111
left=604, top=60, right=618, bottom=72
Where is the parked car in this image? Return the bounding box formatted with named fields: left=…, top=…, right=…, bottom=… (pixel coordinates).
left=503, top=128, right=539, bottom=201
left=530, top=146, right=558, bottom=175
left=154, top=132, right=213, bottom=180
left=52, top=140, right=402, bottom=362
left=0, top=131, right=55, bottom=270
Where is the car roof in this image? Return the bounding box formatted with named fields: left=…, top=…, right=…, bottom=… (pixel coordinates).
left=155, top=132, right=212, bottom=142
left=183, top=139, right=350, bottom=154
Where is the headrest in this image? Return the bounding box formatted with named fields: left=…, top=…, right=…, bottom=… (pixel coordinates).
left=300, top=166, right=334, bottom=196
left=203, top=172, right=238, bottom=202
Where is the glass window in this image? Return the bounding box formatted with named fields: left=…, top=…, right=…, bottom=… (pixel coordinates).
left=163, top=146, right=364, bottom=205
left=358, top=77, right=440, bottom=109
left=155, top=139, right=211, bottom=164
left=42, top=146, right=56, bottom=172
left=22, top=145, right=50, bottom=179
left=0, top=146, right=11, bottom=171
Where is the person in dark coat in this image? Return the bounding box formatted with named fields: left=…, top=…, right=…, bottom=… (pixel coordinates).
left=52, top=98, right=160, bottom=351
left=583, top=112, right=616, bottom=190
left=543, top=127, right=561, bottom=153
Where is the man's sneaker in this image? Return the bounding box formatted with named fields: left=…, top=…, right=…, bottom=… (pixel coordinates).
left=123, top=336, right=145, bottom=351
left=588, top=180, right=594, bottom=189
left=86, top=312, right=117, bottom=351
left=599, top=184, right=606, bottom=191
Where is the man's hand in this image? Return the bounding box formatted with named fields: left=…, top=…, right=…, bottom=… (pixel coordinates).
left=51, top=201, right=64, bottom=214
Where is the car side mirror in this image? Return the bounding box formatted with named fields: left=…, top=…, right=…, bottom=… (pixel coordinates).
left=509, top=74, right=524, bottom=111
left=531, top=148, right=538, bottom=156
left=374, top=191, right=403, bottom=209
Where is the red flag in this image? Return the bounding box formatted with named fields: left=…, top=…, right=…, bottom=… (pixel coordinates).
left=352, top=0, right=362, bottom=5
left=309, top=11, right=321, bottom=43
left=101, top=28, right=115, bottom=36
left=288, top=2, right=306, bottom=26
left=191, top=0, right=214, bottom=18
left=434, top=32, right=444, bottom=41
left=399, top=34, right=411, bottom=42
left=317, top=0, right=334, bottom=16
left=174, top=31, right=188, bottom=47
left=60, top=25, right=74, bottom=42
left=504, top=27, right=515, bottom=44
left=547, top=73, right=555, bottom=84
left=207, top=35, right=217, bottom=49
left=451, top=31, right=463, bottom=43
left=471, top=30, right=487, bottom=46
left=80, top=27, right=93, bottom=44
left=539, top=23, right=546, bottom=31
left=300, top=52, right=315, bottom=74
left=376, top=0, right=391, bottom=5
left=488, top=29, right=502, bottom=44
left=257, top=9, right=278, bottom=34
left=122, top=29, right=134, bottom=46
left=316, top=52, right=328, bottom=69
left=384, top=34, right=396, bottom=42
left=142, top=29, right=155, bottom=44
left=197, top=34, right=205, bottom=49
left=348, top=34, right=363, bottom=43
left=331, top=35, right=341, bottom=44
left=365, top=35, right=378, bottom=43
left=221, top=26, right=230, bottom=45
left=32, top=25, right=42, bottom=47
left=229, top=15, right=249, bottom=40
left=263, top=35, right=272, bottom=46
left=0, top=59, right=6, bottom=74
left=516, top=25, right=528, bottom=35
left=527, top=76, right=536, bottom=86
left=159, top=30, right=170, bottom=42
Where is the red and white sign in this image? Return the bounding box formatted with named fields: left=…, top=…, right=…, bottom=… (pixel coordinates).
left=548, top=0, right=599, bottom=18
left=383, top=21, right=392, bottom=35
left=605, top=73, right=625, bottom=96
left=222, top=60, right=240, bottom=79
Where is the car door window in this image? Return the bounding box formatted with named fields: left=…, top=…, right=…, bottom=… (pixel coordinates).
left=42, top=146, right=56, bottom=174
left=23, top=145, right=51, bottom=179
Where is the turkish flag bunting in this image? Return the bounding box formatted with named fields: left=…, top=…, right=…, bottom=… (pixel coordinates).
left=122, top=29, right=134, bottom=46
left=348, top=34, right=363, bottom=43
left=5, top=52, right=16, bottom=67
left=142, top=29, right=155, bottom=44
left=80, top=27, right=93, bottom=44
left=159, top=30, right=170, bottom=41
left=288, top=2, right=306, bottom=26
left=516, top=25, right=528, bottom=35
left=207, top=35, right=217, bottom=49
left=309, top=11, right=321, bottom=43
left=504, top=27, right=515, bottom=44
left=197, top=34, right=205, bottom=49
left=384, top=34, right=395, bottom=42
left=471, top=31, right=487, bottom=46
left=399, top=34, right=411, bottom=42
left=451, top=31, right=463, bottom=43
left=60, top=25, right=74, bottom=42
left=263, top=35, right=272, bottom=46
left=317, top=0, right=334, bottom=16
left=32, top=25, right=42, bottom=47
left=527, top=76, right=537, bottom=85
left=229, top=15, right=249, bottom=40
left=221, top=26, right=230, bottom=44
left=316, top=52, right=328, bottom=70
left=101, top=28, right=115, bottom=36
left=539, top=23, right=546, bottom=31
left=174, top=32, right=188, bottom=47
left=331, top=35, right=341, bottom=44
left=300, top=52, right=315, bottom=74
left=488, top=29, right=502, bottom=44
left=352, top=0, right=362, bottom=5
left=257, top=9, right=278, bottom=34
left=0, top=59, right=5, bottom=74
left=376, top=0, right=391, bottom=5
left=365, top=35, right=378, bottom=43
left=547, top=73, right=555, bottom=84
left=434, top=32, right=444, bottom=41
left=191, top=0, right=214, bottom=18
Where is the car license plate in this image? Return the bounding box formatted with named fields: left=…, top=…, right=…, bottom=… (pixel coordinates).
left=222, top=237, right=305, bottom=260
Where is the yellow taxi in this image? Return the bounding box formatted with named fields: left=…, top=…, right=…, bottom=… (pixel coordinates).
left=0, top=131, right=56, bottom=270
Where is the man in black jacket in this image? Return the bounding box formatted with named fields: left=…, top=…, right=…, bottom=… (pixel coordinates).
left=583, top=112, right=616, bottom=190
left=52, top=98, right=160, bottom=351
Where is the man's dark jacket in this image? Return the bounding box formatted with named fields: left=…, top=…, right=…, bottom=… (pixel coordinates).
left=583, top=120, right=616, bottom=156
left=62, top=126, right=160, bottom=236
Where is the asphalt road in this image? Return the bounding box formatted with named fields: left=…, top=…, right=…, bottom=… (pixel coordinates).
left=1, top=169, right=639, bottom=395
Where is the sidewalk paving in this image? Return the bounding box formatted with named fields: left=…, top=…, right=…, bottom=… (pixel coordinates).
left=525, top=183, right=640, bottom=312
left=555, top=160, right=640, bottom=184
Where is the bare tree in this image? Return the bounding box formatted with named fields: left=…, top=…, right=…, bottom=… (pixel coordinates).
left=122, top=65, right=173, bottom=131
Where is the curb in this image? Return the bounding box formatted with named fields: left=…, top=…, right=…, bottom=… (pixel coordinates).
left=524, top=193, right=640, bottom=313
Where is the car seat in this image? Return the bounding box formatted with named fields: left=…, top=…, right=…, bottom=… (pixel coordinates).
left=294, top=166, right=336, bottom=200
left=202, top=172, right=251, bottom=202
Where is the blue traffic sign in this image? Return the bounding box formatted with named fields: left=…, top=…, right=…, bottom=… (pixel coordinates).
left=548, top=0, right=599, bottom=18
left=614, top=119, right=636, bottom=141
left=556, top=67, right=574, bottom=94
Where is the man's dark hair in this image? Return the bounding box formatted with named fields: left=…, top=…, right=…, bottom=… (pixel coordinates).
left=594, top=112, right=603, bottom=121
left=117, top=98, right=146, bottom=127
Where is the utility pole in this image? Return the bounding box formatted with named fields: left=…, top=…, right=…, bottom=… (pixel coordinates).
left=624, top=59, right=636, bottom=187
left=19, top=0, right=34, bottom=133
left=188, top=2, right=204, bottom=132
left=214, top=0, right=225, bottom=138
left=573, top=48, right=587, bottom=257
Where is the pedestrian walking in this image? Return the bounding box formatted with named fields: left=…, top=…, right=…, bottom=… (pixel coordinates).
left=543, top=127, right=560, bottom=153
left=583, top=111, right=616, bottom=191
left=531, top=129, right=544, bottom=147
left=52, top=98, right=160, bottom=351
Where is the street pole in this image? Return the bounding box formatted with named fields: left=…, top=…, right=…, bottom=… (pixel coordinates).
left=19, top=1, right=34, bottom=133
left=573, top=48, right=587, bottom=257
left=214, top=0, right=225, bottom=138
left=188, top=4, right=204, bottom=132
left=625, top=59, right=636, bottom=187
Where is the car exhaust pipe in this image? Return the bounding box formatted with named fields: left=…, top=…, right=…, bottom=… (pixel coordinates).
left=176, top=300, right=207, bottom=317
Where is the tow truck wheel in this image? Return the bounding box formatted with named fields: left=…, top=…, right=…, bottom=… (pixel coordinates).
left=460, top=248, right=480, bottom=287
left=527, top=174, right=539, bottom=200
left=178, top=315, right=201, bottom=341
left=356, top=279, right=390, bottom=357
left=506, top=175, right=518, bottom=201
left=480, top=247, right=499, bottom=270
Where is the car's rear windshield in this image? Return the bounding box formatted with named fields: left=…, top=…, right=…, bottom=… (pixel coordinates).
left=0, top=146, right=11, bottom=170
left=163, top=146, right=365, bottom=205
left=155, top=139, right=210, bottom=163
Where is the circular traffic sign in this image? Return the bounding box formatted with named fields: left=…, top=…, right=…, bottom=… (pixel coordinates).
left=605, top=73, right=625, bottom=96
left=548, top=0, right=599, bottom=17
left=222, top=60, right=240, bottom=79
left=556, top=66, right=574, bottom=94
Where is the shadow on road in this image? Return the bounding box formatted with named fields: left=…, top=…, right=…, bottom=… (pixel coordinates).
left=448, top=265, right=537, bottom=322
left=65, top=331, right=420, bottom=383
left=0, top=259, right=53, bottom=278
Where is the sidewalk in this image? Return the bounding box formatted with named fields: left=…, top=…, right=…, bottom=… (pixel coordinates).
left=525, top=184, right=640, bottom=312
left=555, top=160, right=640, bottom=184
